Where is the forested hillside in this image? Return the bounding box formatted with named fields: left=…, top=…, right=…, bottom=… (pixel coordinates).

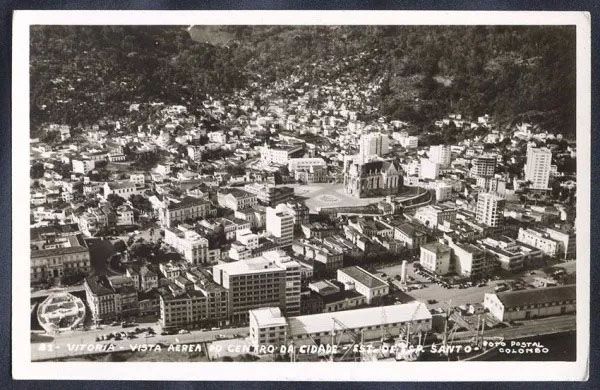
left=30, top=25, right=576, bottom=137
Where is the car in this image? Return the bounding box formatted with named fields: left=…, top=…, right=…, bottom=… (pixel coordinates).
left=380, top=273, right=387, bottom=277
left=178, top=329, right=190, bottom=334
left=211, top=327, right=220, bottom=331
left=215, top=334, right=228, bottom=340
left=114, top=334, right=122, bottom=341
left=95, top=336, right=101, bottom=342
left=110, top=321, right=119, bottom=326
left=427, top=299, right=438, bottom=304
left=160, top=331, right=169, bottom=336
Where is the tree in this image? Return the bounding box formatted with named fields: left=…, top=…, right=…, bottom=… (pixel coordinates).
left=129, top=194, right=152, bottom=213
left=107, top=194, right=126, bottom=209
left=30, top=163, right=45, bottom=179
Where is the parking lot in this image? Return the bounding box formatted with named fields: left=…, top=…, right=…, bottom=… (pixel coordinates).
left=375, top=260, right=574, bottom=310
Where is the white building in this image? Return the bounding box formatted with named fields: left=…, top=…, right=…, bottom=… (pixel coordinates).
left=476, top=192, right=505, bottom=227
left=249, top=302, right=432, bottom=350
left=164, top=225, right=210, bottom=265
left=524, top=146, right=552, bottom=190
left=429, top=144, right=451, bottom=167
left=420, top=158, right=440, bottom=180
left=266, top=206, right=294, bottom=247
left=517, top=227, right=560, bottom=257
left=337, top=266, right=389, bottom=304
left=72, top=159, right=95, bottom=174
left=484, top=285, right=575, bottom=322
left=420, top=242, right=452, bottom=275
left=358, top=132, right=389, bottom=162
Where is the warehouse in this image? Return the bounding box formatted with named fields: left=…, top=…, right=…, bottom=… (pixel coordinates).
left=483, top=284, right=576, bottom=322
left=248, top=301, right=432, bottom=350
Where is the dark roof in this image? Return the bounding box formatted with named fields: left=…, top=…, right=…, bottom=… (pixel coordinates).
left=339, top=266, right=387, bottom=289
left=168, top=196, right=211, bottom=211
left=85, top=276, right=115, bottom=296
left=496, top=285, right=576, bottom=308
left=320, top=289, right=364, bottom=305
left=30, top=224, right=80, bottom=241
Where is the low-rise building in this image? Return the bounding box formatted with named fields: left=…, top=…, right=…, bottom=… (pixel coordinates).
left=484, top=285, right=576, bottom=322
left=159, top=197, right=213, bottom=228
left=30, top=226, right=91, bottom=282
left=249, top=301, right=432, bottom=350
left=217, top=188, right=258, bottom=211
left=336, top=266, right=389, bottom=304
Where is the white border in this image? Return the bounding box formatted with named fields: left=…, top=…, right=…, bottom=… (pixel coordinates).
left=12, top=10, right=591, bottom=381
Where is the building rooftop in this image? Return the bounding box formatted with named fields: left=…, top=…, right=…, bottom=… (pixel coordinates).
left=250, top=307, right=287, bottom=328
left=495, top=285, right=576, bottom=308
left=287, top=301, right=431, bottom=336
left=338, top=266, right=387, bottom=289
left=421, top=242, right=451, bottom=254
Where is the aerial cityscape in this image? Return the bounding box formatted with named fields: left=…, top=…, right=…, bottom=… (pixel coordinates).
left=28, top=25, right=577, bottom=363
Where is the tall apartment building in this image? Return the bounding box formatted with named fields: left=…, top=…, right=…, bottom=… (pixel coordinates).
left=420, top=242, right=452, bottom=275
left=212, top=251, right=301, bottom=323
left=359, top=132, right=390, bottom=162
left=429, top=144, right=452, bottom=167
left=524, top=146, right=552, bottom=190
left=164, top=224, right=210, bottom=265
left=476, top=192, right=505, bottom=227
left=447, top=240, right=494, bottom=278
left=272, top=201, right=309, bottom=227
left=419, top=158, right=440, bottom=180
left=471, top=155, right=497, bottom=178
left=266, top=206, right=294, bottom=247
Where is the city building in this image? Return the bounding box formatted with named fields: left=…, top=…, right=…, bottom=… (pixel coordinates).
left=470, top=155, right=497, bottom=178
left=164, top=224, right=210, bottom=265
left=104, top=180, right=141, bottom=198
left=243, top=183, right=294, bottom=206
left=420, top=242, right=452, bottom=275
left=159, top=197, right=213, bottom=227
left=476, top=192, right=505, bottom=227
left=524, top=146, right=552, bottom=190
left=249, top=301, right=432, bottom=350
left=261, top=143, right=304, bottom=165
left=336, top=266, right=389, bottom=304
left=84, top=275, right=139, bottom=322
left=266, top=206, right=294, bottom=247
left=414, top=205, right=457, bottom=229
left=428, top=144, right=452, bottom=167
left=479, top=236, right=543, bottom=272
left=292, top=239, right=344, bottom=272
left=484, top=285, right=575, bottom=321
left=273, top=201, right=309, bottom=227
left=517, top=227, right=561, bottom=257
left=447, top=240, right=493, bottom=278
left=359, top=132, right=390, bottom=162
left=30, top=226, right=90, bottom=282
left=343, top=159, right=402, bottom=198
left=419, top=158, right=440, bottom=180
left=212, top=251, right=301, bottom=323
left=217, top=188, right=258, bottom=211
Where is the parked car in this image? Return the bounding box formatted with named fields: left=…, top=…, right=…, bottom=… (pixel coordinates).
left=216, top=334, right=228, bottom=340
left=427, top=299, right=438, bottom=304
left=178, top=329, right=190, bottom=334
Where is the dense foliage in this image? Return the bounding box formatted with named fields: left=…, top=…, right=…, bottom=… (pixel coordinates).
left=30, top=25, right=576, bottom=137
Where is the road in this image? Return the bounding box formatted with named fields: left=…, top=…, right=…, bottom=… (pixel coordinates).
left=31, top=323, right=249, bottom=361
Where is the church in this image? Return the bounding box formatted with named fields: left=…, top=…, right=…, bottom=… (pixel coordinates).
left=343, top=159, right=402, bottom=198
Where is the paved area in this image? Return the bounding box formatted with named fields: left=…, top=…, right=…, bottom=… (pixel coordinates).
left=288, top=183, right=385, bottom=212
left=86, top=239, right=118, bottom=276
left=375, top=261, right=573, bottom=310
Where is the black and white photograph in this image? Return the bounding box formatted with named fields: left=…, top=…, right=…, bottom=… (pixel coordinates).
left=11, top=10, right=590, bottom=382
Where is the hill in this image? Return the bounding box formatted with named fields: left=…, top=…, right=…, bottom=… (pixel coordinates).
left=30, top=25, right=576, bottom=137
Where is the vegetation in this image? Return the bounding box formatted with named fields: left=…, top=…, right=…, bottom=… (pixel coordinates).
left=31, top=26, right=576, bottom=137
